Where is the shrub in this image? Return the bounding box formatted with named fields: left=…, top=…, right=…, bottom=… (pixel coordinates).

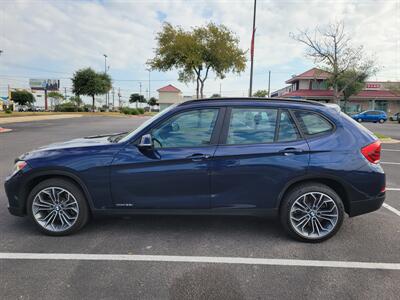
left=137, top=108, right=145, bottom=114
left=130, top=108, right=139, bottom=115
left=5, top=108, right=12, bottom=114
left=121, top=107, right=131, bottom=115
left=54, top=102, right=81, bottom=112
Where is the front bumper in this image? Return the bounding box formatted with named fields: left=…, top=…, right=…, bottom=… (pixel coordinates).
left=4, top=172, right=27, bottom=217
left=348, top=192, right=385, bottom=217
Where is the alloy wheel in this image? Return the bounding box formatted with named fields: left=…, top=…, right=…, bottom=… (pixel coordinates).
left=32, top=187, right=79, bottom=232
left=289, top=192, right=339, bottom=239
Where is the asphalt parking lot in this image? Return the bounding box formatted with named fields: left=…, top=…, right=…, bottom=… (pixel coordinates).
left=0, top=116, right=399, bottom=299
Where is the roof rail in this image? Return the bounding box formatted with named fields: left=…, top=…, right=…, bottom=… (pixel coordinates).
left=179, top=97, right=325, bottom=107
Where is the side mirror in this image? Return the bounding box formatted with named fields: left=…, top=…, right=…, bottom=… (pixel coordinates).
left=138, top=134, right=153, bottom=149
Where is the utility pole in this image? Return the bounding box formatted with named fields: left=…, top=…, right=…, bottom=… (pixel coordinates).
left=219, top=83, right=222, bottom=97
left=147, top=69, right=151, bottom=100
left=64, top=87, right=67, bottom=99
left=268, top=70, right=271, bottom=97
left=118, top=87, right=121, bottom=108
left=248, top=0, right=257, bottom=97
left=103, top=54, right=108, bottom=106
left=139, top=82, right=142, bottom=96
left=112, top=87, right=115, bottom=109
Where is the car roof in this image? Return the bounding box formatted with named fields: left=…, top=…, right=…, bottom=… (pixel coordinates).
left=179, top=97, right=325, bottom=108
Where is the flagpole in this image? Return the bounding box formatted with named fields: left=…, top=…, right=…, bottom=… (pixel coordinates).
left=248, top=0, right=257, bottom=97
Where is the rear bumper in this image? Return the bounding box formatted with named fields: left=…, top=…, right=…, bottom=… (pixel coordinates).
left=348, top=193, right=385, bottom=217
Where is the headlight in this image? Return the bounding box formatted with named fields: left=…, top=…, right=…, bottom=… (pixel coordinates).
left=10, top=161, right=27, bottom=177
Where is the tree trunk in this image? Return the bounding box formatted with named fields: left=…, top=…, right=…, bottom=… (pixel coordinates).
left=196, top=78, right=200, bottom=99
left=92, top=95, right=95, bottom=112
left=200, top=80, right=204, bottom=99
left=333, top=84, right=340, bottom=104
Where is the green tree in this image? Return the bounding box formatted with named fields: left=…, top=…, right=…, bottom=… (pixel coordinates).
left=69, top=95, right=83, bottom=107
left=148, top=22, right=246, bottom=99
left=129, top=93, right=146, bottom=108
left=72, top=68, right=112, bottom=111
left=47, top=91, right=65, bottom=108
left=291, top=21, right=377, bottom=103
left=253, top=90, right=268, bottom=97
left=210, top=94, right=221, bottom=98
left=11, top=90, right=35, bottom=106
left=333, top=70, right=367, bottom=113
left=148, top=97, right=158, bottom=107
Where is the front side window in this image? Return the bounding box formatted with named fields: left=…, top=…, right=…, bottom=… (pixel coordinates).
left=294, top=110, right=333, bottom=135
left=227, top=108, right=277, bottom=144
left=151, top=109, right=218, bottom=148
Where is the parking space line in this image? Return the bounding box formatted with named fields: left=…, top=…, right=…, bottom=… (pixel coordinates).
left=381, top=162, right=400, bottom=165
left=383, top=203, right=400, bottom=217
left=0, top=252, right=399, bottom=270
left=382, top=149, right=400, bottom=152
left=387, top=188, right=400, bottom=191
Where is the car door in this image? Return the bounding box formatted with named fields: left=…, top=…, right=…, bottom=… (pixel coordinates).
left=210, top=107, right=310, bottom=210
left=110, top=107, right=223, bottom=209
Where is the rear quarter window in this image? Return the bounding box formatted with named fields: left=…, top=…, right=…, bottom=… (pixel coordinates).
left=294, top=110, right=333, bottom=136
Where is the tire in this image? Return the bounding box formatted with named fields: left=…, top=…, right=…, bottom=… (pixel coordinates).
left=27, top=178, right=89, bottom=236
left=357, top=118, right=362, bottom=123
left=378, top=119, right=385, bottom=123
left=280, top=183, right=345, bottom=243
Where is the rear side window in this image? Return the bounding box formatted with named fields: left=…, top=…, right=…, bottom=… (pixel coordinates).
left=294, top=110, right=333, bottom=135
left=227, top=108, right=277, bottom=144
left=277, top=110, right=300, bottom=142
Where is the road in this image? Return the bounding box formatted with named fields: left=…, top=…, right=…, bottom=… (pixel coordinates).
left=0, top=116, right=399, bottom=299
left=364, top=121, right=400, bottom=140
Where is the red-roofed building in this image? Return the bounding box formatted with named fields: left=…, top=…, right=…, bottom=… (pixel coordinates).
left=157, top=84, right=183, bottom=110
left=271, top=68, right=400, bottom=114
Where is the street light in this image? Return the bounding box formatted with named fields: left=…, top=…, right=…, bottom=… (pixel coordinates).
left=103, top=54, right=108, bottom=106
left=249, top=0, right=257, bottom=97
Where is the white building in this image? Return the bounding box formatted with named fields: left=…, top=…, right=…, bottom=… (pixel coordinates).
left=157, top=84, right=183, bottom=111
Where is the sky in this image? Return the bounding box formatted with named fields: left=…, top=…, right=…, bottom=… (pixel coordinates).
left=0, top=0, right=399, bottom=106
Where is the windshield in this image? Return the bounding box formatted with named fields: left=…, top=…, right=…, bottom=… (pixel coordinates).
left=118, top=104, right=178, bottom=143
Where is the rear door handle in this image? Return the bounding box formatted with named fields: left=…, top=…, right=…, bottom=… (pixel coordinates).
left=279, top=148, right=303, bottom=155
left=186, top=153, right=211, bottom=161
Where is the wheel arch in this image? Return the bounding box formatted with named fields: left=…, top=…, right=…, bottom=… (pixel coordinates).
left=277, top=176, right=350, bottom=214
left=21, top=169, right=94, bottom=215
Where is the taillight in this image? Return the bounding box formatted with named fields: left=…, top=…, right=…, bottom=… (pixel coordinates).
left=361, top=141, right=381, bottom=164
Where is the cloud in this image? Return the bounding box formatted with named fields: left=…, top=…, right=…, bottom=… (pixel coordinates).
left=0, top=0, right=398, bottom=100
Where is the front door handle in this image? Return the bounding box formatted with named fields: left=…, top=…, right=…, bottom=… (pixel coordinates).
left=279, top=148, right=303, bottom=156
left=186, top=153, right=211, bottom=161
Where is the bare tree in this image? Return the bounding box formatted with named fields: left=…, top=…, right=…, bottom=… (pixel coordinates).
left=290, top=21, right=378, bottom=103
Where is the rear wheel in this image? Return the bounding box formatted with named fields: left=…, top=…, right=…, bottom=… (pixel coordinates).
left=280, top=183, right=344, bottom=242
left=379, top=119, right=385, bottom=123
left=357, top=118, right=362, bottom=123
left=27, top=178, right=89, bottom=236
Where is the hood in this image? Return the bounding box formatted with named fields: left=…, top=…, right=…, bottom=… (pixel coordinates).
left=19, top=132, right=126, bottom=160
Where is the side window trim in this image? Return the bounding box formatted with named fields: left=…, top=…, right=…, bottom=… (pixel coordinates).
left=148, top=107, right=222, bottom=149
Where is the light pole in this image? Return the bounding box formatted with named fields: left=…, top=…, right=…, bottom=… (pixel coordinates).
left=147, top=69, right=151, bottom=100
left=103, top=54, right=108, bottom=106
left=248, top=0, right=257, bottom=97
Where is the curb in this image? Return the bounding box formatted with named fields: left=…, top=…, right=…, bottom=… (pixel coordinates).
left=0, top=127, right=12, bottom=133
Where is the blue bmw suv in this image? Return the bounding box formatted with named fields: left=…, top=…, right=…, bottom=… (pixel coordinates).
left=5, top=98, right=385, bottom=242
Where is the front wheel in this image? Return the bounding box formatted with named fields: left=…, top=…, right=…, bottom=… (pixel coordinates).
left=357, top=118, right=362, bottom=123
left=379, top=119, right=385, bottom=123
left=27, top=178, right=89, bottom=236
left=280, top=183, right=344, bottom=242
